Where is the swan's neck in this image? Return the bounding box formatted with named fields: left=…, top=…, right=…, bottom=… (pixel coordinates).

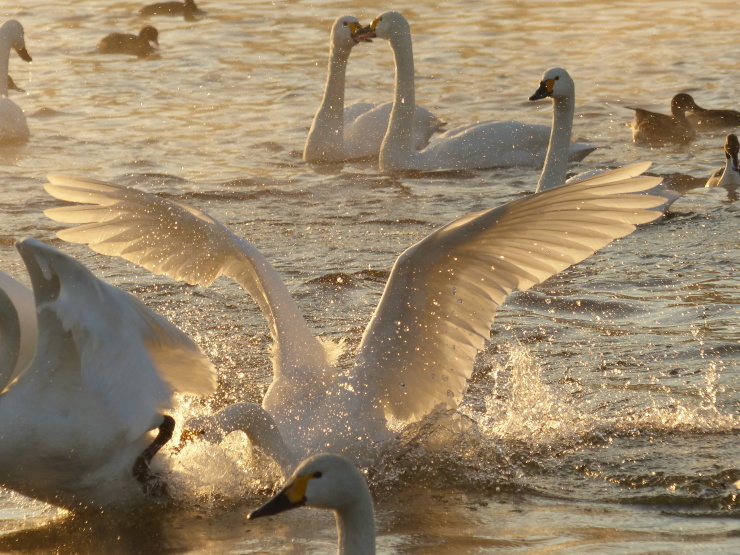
left=304, top=51, right=350, bottom=162
left=336, top=491, right=376, bottom=555
left=535, top=93, right=575, bottom=192
left=0, top=39, right=11, bottom=97
left=0, top=287, right=21, bottom=391
left=381, top=31, right=416, bottom=161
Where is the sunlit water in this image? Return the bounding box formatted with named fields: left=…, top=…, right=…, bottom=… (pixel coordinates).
left=0, top=0, right=738, bottom=552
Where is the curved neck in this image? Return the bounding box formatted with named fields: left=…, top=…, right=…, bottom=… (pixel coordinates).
left=381, top=31, right=416, bottom=157
left=336, top=492, right=376, bottom=555
left=0, top=286, right=21, bottom=392
left=535, top=93, right=575, bottom=192
left=304, top=49, right=350, bottom=161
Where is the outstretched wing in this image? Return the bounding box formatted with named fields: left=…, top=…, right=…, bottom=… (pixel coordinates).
left=43, top=175, right=329, bottom=377
left=17, top=238, right=216, bottom=439
left=355, top=163, right=666, bottom=422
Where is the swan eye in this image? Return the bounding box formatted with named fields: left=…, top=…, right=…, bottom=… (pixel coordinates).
left=313, top=471, right=323, bottom=478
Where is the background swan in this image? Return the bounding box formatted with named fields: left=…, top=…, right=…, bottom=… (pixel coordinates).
left=304, top=16, right=444, bottom=163
left=248, top=453, right=376, bottom=555
left=706, top=133, right=740, bottom=188
left=366, top=12, right=595, bottom=172
left=627, top=93, right=696, bottom=146
left=0, top=20, right=32, bottom=144
left=44, top=167, right=666, bottom=469
left=0, top=238, right=216, bottom=509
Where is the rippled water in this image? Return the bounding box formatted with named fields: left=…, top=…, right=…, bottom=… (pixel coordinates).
left=0, top=0, right=738, bottom=552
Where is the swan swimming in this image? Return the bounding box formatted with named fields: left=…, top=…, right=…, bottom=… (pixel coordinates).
left=304, top=15, right=444, bottom=163
left=0, top=20, right=32, bottom=144
left=249, top=453, right=376, bottom=555
left=363, top=12, right=595, bottom=172
left=0, top=238, right=216, bottom=509
left=44, top=166, right=667, bottom=470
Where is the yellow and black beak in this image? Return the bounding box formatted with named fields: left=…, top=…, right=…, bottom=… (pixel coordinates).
left=530, top=78, right=555, bottom=101
left=247, top=473, right=312, bottom=519
left=349, top=22, right=375, bottom=43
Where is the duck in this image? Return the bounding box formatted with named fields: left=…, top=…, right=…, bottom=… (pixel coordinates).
left=139, top=0, right=205, bottom=21
left=706, top=133, right=740, bottom=189
left=0, top=238, right=216, bottom=509
left=97, top=26, right=159, bottom=58
left=364, top=12, right=595, bottom=172
left=248, top=453, right=375, bottom=555
left=627, top=93, right=696, bottom=146
left=680, top=93, right=740, bottom=130
left=44, top=165, right=667, bottom=469
left=304, top=15, right=444, bottom=163
left=0, top=20, right=32, bottom=144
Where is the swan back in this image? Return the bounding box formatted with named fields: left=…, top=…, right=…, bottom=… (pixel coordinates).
left=249, top=453, right=376, bottom=555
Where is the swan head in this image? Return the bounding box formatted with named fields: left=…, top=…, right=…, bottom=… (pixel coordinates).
left=1, top=20, right=32, bottom=62
left=368, top=11, right=410, bottom=42
left=529, top=67, right=574, bottom=102
left=248, top=453, right=372, bottom=518
left=725, top=133, right=740, bottom=172
left=330, top=16, right=373, bottom=54
left=139, top=26, right=159, bottom=48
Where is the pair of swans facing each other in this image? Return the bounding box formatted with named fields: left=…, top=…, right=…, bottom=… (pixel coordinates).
left=305, top=13, right=595, bottom=170
left=38, top=162, right=668, bottom=487
left=0, top=239, right=216, bottom=510
left=0, top=20, right=32, bottom=144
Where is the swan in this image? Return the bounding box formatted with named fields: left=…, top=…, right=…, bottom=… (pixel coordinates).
left=627, top=93, right=696, bottom=146
left=304, top=15, right=444, bottom=163
left=680, top=93, right=740, bottom=130
left=139, top=0, right=205, bottom=21
left=248, top=453, right=375, bottom=555
left=363, top=12, right=595, bottom=172
left=0, top=238, right=216, bottom=509
left=7, top=74, right=23, bottom=92
left=97, top=26, right=159, bottom=58
left=706, top=133, right=740, bottom=188
left=44, top=166, right=666, bottom=468
left=0, top=20, right=32, bottom=144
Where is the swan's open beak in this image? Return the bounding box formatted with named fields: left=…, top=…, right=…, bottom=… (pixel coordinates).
left=529, top=79, right=554, bottom=101
left=16, top=46, right=32, bottom=63
left=247, top=473, right=311, bottom=519
left=350, top=22, right=375, bottom=43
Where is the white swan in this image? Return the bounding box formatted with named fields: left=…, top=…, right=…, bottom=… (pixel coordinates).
left=0, top=20, right=32, bottom=144
left=0, top=238, right=216, bottom=509
left=248, top=453, right=375, bottom=555
left=706, top=133, right=740, bottom=189
left=304, top=15, right=444, bottom=163
left=365, top=12, right=595, bottom=172
left=44, top=166, right=666, bottom=467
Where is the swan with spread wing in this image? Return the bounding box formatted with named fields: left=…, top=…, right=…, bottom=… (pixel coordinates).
left=44, top=166, right=666, bottom=470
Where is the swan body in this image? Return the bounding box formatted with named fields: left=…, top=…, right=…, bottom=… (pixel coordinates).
left=706, top=133, right=740, bottom=188
left=680, top=93, right=740, bottom=130
left=0, top=20, right=32, bottom=144
left=97, top=26, right=159, bottom=57
left=304, top=16, right=444, bottom=163
left=628, top=93, right=696, bottom=146
left=249, top=453, right=376, bottom=555
left=44, top=167, right=666, bottom=468
left=0, top=239, right=216, bottom=509
left=139, top=0, right=205, bottom=21
left=367, top=12, right=595, bottom=172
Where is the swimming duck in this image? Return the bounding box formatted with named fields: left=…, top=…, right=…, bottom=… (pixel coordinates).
left=679, top=93, right=740, bottom=130
left=706, top=133, right=740, bottom=189
left=44, top=165, right=666, bottom=469
left=365, top=12, right=595, bottom=172
left=97, top=26, right=159, bottom=58
left=0, top=239, right=216, bottom=509
left=0, top=20, right=32, bottom=144
left=627, top=93, right=696, bottom=146
left=249, top=453, right=375, bottom=555
left=304, top=15, right=444, bottom=163
left=139, top=0, right=205, bottom=21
